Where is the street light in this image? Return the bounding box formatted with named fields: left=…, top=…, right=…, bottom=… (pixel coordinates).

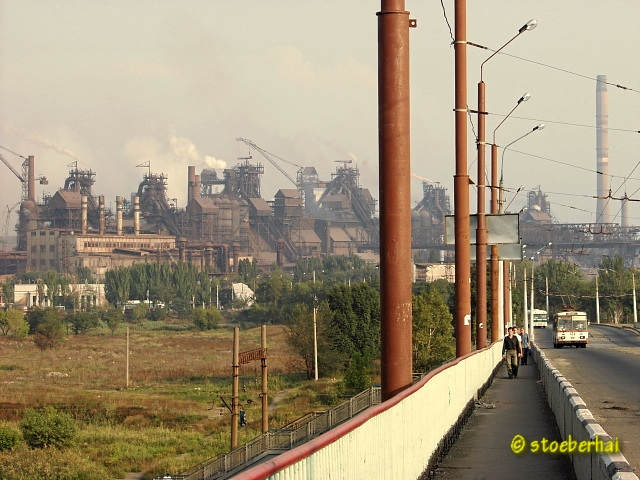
left=490, top=93, right=532, bottom=340
left=499, top=124, right=545, bottom=212
left=498, top=123, right=544, bottom=334
left=476, top=20, right=536, bottom=349
left=505, top=185, right=526, bottom=211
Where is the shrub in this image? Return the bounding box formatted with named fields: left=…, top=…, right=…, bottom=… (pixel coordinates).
left=33, top=316, right=66, bottom=350
left=67, top=312, right=101, bottom=335
left=6, top=309, right=29, bottom=338
left=19, top=406, right=77, bottom=449
left=343, top=349, right=371, bottom=392
left=192, top=306, right=221, bottom=331
left=0, top=425, right=20, bottom=451
left=101, top=308, right=123, bottom=335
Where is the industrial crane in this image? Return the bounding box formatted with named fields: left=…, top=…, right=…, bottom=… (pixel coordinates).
left=0, top=148, right=48, bottom=201
left=236, top=138, right=301, bottom=188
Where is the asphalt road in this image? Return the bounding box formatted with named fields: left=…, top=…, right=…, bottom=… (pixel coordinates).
left=534, top=323, right=640, bottom=474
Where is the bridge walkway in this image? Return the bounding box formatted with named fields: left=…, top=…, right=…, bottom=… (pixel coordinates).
left=432, top=352, right=577, bottom=479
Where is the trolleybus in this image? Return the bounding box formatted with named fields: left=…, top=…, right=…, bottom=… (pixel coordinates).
left=529, top=308, right=549, bottom=328
left=553, top=310, right=588, bottom=348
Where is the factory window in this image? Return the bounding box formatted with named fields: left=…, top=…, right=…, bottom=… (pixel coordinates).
left=31, top=259, right=36, bottom=267
left=49, top=231, right=55, bottom=235
left=49, top=245, right=55, bottom=252
left=49, top=259, right=55, bottom=267
left=40, top=245, right=46, bottom=253
left=31, top=246, right=36, bottom=253
left=31, top=231, right=36, bottom=236
left=40, top=231, right=46, bottom=236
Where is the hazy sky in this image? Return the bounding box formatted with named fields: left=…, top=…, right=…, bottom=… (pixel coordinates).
left=1, top=1, right=639, bottom=237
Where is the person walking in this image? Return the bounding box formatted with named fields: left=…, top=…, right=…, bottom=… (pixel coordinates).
left=520, top=327, right=530, bottom=365
left=239, top=408, right=247, bottom=427
left=502, top=327, right=522, bottom=379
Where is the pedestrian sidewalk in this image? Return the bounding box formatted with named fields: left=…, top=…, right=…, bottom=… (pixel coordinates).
left=432, top=354, right=577, bottom=479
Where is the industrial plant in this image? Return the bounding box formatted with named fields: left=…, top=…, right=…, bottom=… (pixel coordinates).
left=2, top=78, right=640, bottom=277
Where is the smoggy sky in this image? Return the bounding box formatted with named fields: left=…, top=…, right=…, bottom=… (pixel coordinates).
left=1, top=1, right=639, bottom=239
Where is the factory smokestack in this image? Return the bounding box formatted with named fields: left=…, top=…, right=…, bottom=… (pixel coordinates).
left=81, top=195, right=88, bottom=235
left=116, top=196, right=123, bottom=235
left=596, top=75, right=610, bottom=223
left=99, top=195, right=105, bottom=235
left=134, top=196, right=140, bottom=235
left=188, top=166, right=196, bottom=202
left=194, top=175, right=201, bottom=199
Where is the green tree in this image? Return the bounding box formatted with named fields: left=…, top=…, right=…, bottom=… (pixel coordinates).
left=343, top=349, right=372, bottom=392
left=285, top=301, right=343, bottom=379
left=75, top=265, right=95, bottom=284
left=19, top=406, right=77, bottom=449
left=529, top=259, right=585, bottom=315
left=412, top=290, right=455, bottom=372
left=192, top=306, right=221, bottom=330
left=598, top=256, right=633, bottom=324
left=238, top=258, right=258, bottom=285
left=42, top=270, right=61, bottom=306
left=1, top=278, right=15, bottom=306
left=32, top=310, right=66, bottom=350
left=67, top=311, right=101, bottom=335
left=2, top=309, right=29, bottom=338
left=125, top=303, right=148, bottom=323
left=104, top=267, right=131, bottom=308
left=102, top=308, right=123, bottom=335
left=326, top=282, right=381, bottom=363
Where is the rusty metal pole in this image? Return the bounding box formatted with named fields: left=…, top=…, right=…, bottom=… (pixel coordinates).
left=504, top=260, right=511, bottom=328
left=231, top=327, right=239, bottom=449
left=377, top=0, right=413, bottom=400
left=454, top=0, right=472, bottom=356
left=476, top=81, right=487, bottom=349
left=490, top=144, right=499, bottom=343
left=261, top=325, right=268, bottom=434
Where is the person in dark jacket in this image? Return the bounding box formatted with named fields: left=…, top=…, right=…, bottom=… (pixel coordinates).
left=502, top=327, right=522, bottom=378
left=520, top=327, right=530, bottom=365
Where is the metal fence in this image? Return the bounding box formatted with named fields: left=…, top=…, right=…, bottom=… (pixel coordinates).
left=156, top=387, right=381, bottom=480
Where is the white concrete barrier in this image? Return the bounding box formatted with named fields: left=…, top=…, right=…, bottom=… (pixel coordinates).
left=533, top=344, right=638, bottom=480
left=239, top=342, right=504, bottom=480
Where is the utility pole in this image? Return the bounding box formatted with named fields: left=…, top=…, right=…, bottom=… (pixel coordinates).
left=378, top=0, right=414, bottom=400
left=453, top=0, right=472, bottom=356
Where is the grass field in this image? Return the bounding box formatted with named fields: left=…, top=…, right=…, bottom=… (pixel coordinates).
left=0, top=317, right=342, bottom=480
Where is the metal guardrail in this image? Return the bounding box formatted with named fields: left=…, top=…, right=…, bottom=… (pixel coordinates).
left=156, top=387, right=381, bottom=480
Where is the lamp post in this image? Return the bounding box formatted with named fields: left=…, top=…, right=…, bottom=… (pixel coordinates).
left=497, top=123, right=544, bottom=335
left=490, top=93, right=532, bottom=340
left=498, top=124, right=545, bottom=212
left=528, top=242, right=551, bottom=340
left=588, top=272, right=601, bottom=325
left=313, top=295, right=318, bottom=381
left=476, top=19, right=536, bottom=349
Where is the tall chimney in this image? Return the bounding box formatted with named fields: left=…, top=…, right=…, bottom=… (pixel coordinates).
left=81, top=195, right=88, bottom=235
left=188, top=166, right=196, bottom=202
left=99, top=195, right=105, bottom=235
left=134, top=196, right=140, bottom=235
left=596, top=75, right=610, bottom=223
left=194, top=174, right=201, bottom=199
left=116, top=196, right=123, bottom=236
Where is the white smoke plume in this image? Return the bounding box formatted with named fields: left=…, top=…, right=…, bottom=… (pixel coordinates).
left=411, top=173, right=436, bottom=184
left=7, top=124, right=80, bottom=161
left=169, top=132, right=226, bottom=169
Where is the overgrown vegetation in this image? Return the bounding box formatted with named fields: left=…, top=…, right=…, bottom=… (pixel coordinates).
left=1, top=254, right=634, bottom=478
left=19, top=406, right=77, bottom=449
